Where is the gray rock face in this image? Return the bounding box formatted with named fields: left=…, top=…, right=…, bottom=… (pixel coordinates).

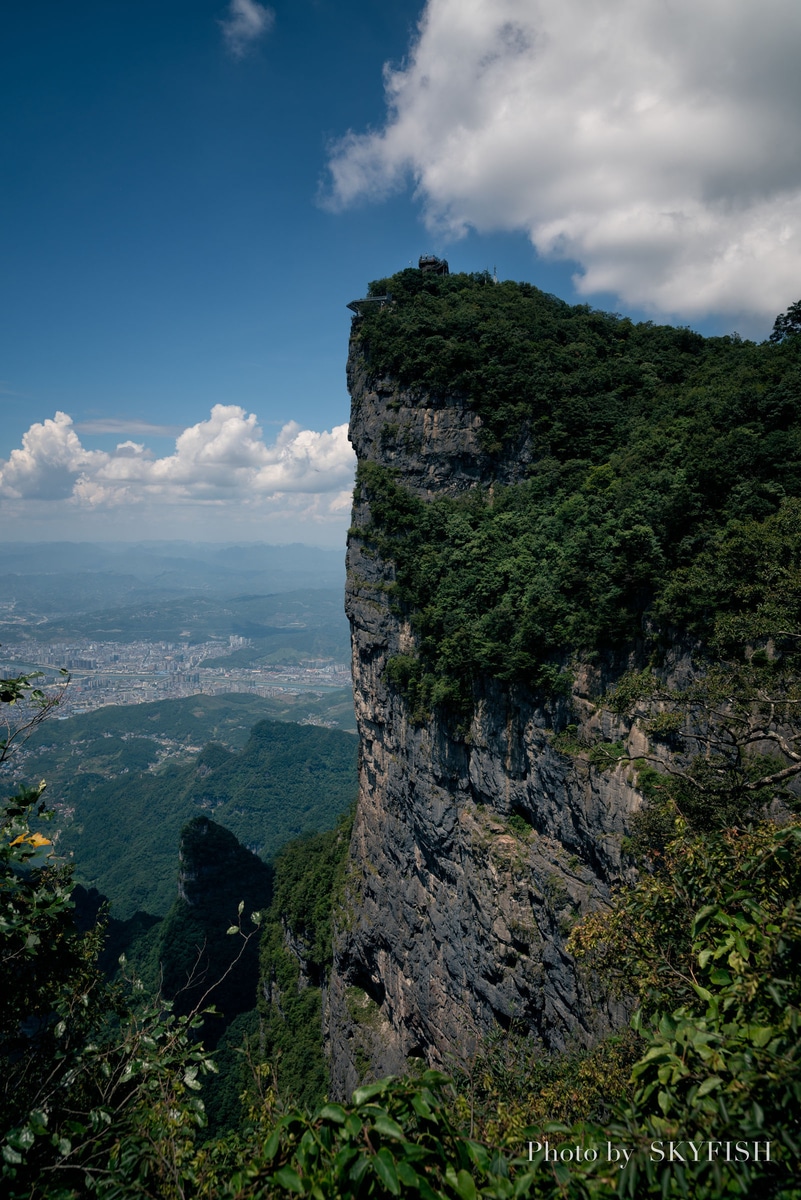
left=329, top=337, right=640, bottom=1099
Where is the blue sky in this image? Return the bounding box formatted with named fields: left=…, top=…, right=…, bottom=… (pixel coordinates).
left=3, top=0, right=800, bottom=544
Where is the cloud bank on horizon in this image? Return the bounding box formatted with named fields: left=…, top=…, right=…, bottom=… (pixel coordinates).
left=326, top=0, right=801, bottom=323
left=0, top=407, right=355, bottom=530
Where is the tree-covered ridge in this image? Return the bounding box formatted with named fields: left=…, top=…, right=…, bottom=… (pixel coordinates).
left=136, top=818, right=272, bottom=1039
left=353, top=276, right=801, bottom=711
left=359, top=269, right=789, bottom=457
left=257, top=814, right=354, bottom=1111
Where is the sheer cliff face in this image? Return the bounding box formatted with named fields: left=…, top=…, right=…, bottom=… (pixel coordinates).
left=329, top=342, right=640, bottom=1098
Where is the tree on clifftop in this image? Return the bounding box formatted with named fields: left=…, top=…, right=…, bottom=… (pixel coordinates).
left=770, top=298, right=801, bottom=343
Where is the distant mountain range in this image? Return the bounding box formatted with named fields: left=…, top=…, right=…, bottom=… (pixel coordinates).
left=0, top=541, right=346, bottom=616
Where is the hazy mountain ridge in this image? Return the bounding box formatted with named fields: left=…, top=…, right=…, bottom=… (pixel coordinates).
left=0, top=586, right=349, bottom=650
left=0, top=541, right=345, bottom=601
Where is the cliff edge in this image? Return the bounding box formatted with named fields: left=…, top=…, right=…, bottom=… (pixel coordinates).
left=329, top=323, right=639, bottom=1096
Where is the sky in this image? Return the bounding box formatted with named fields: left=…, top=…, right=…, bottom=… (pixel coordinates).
left=3, top=0, right=800, bottom=546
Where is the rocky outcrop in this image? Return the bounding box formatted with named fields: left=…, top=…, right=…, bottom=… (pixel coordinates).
left=157, top=818, right=272, bottom=1045
left=177, top=816, right=272, bottom=917
left=329, top=338, right=641, bottom=1098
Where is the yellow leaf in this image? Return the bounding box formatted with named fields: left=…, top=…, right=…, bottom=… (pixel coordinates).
left=9, top=832, right=52, bottom=848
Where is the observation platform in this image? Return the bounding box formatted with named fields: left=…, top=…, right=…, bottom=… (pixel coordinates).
left=346, top=294, right=393, bottom=316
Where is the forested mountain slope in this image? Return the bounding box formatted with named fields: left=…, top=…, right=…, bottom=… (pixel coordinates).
left=92, top=717, right=354, bottom=916
left=353, top=270, right=800, bottom=705
left=20, top=706, right=357, bottom=916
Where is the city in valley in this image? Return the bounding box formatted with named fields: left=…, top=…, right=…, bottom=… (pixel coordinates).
left=0, top=544, right=353, bottom=723
left=0, top=633, right=351, bottom=718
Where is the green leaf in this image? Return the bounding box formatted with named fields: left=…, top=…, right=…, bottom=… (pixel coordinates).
left=748, top=1026, right=775, bottom=1048
left=362, top=1104, right=389, bottom=1118
left=28, top=1111, right=48, bottom=1134
left=399, top=1141, right=428, bottom=1164
left=349, top=1154, right=370, bottom=1184
left=263, top=1128, right=281, bottom=1162
left=690, top=902, right=714, bottom=931
left=273, top=1166, right=305, bottom=1193
left=373, top=1148, right=401, bottom=1195
left=372, top=1114, right=405, bottom=1141
left=695, top=1075, right=722, bottom=1097
left=344, top=1114, right=362, bottom=1138
left=333, top=1146, right=358, bottom=1174
left=352, top=1080, right=390, bottom=1106
left=318, top=1103, right=348, bottom=1125
left=465, top=1140, right=491, bottom=1171
left=396, top=1160, right=421, bottom=1188
left=454, top=1168, right=478, bottom=1200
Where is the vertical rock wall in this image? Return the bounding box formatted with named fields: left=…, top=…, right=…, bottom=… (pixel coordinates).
left=329, top=339, right=640, bottom=1098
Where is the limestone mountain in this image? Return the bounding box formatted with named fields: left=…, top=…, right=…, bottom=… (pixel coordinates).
left=327, top=270, right=801, bottom=1094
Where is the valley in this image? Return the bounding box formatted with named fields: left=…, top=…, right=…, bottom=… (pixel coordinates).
left=0, top=545, right=357, bottom=915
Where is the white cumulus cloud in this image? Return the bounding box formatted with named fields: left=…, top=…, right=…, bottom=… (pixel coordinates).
left=0, top=412, right=106, bottom=501
left=325, top=0, right=801, bottom=322
left=220, top=0, right=274, bottom=58
left=0, top=407, right=356, bottom=519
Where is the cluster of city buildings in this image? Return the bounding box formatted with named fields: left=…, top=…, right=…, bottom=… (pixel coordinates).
left=0, top=635, right=351, bottom=717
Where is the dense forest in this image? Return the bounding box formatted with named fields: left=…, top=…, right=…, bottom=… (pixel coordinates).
left=357, top=270, right=801, bottom=711
left=2, top=275, right=800, bottom=1196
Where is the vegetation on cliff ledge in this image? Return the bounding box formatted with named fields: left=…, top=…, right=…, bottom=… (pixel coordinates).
left=257, top=813, right=354, bottom=1111
left=353, top=275, right=801, bottom=714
